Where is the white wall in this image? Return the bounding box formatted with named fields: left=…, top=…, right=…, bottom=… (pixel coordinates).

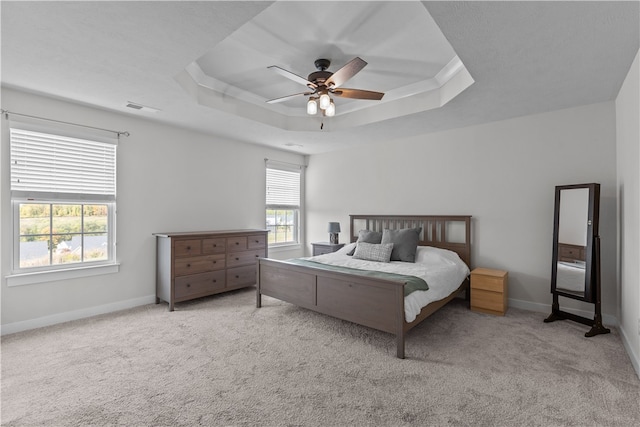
left=615, top=49, right=640, bottom=377
left=306, top=102, right=618, bottom=320
left=0, top=88, right=304, bottom=332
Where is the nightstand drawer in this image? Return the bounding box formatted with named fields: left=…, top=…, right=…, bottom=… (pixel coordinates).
left=472, top=275, right=504, bottom=293
left=471, top=289, right=507, bottom=315
left=311, top=242, right=345, bottom=256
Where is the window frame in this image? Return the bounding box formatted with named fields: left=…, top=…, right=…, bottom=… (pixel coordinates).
left=7, top=122, right=119, bottom=286
left=12, top=199, right=117, bottom=273
left=265, top=161, right=304, bottom=249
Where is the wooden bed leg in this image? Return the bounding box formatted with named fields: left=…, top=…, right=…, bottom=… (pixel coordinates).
left=256, top=262, right=262, bottom=308
left=396, top=335, right=405, bottom=359
left=396, top=285, right=405, bottom=359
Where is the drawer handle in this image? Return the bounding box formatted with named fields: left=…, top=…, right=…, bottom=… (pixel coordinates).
left=212, top=261, right=216, bottom=264
left=255, top=254, right=259, bottom=257
left=186, top=263, right=191, bottom=267
left=235, top=242, right=239, bottom=245
left=186, top=246, right=191, bottom=250
left=186, top=283, right=191, bottom=287
left=212, top=279, right=217, bottom=283
left=235, top=275, right=240, bottom=279
left=235, top=257, right=239, bottom=261
left=255, top=240, right=259, bottom=243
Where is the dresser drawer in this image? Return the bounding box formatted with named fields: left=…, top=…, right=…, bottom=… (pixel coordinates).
left=174, top=254, right=225, bottom=276
left=559, top=244, right=585, bottom=261
left=227, top=249, right=265, bottom=268
left=175, top=270, right=226, bottom=299
left=174, top=239, right=202, bottom=257
left=247, top=234, right=266, bottom=249
left=227, top=265, right=257, bottom=289
left=202, top=238, right=226, bottom=254
left=227, top=236, right=247, bottom=251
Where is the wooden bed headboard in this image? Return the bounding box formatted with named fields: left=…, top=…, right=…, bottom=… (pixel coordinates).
left=349, top=215, right=472, bottom=268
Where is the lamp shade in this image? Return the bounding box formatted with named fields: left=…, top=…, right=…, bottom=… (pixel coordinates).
left=307, top=98, right=317, bottom=115
left=327, top=222, right=341, bottom=233
left=325, top=100, right=335, bottom=117
left=319, top=93, right=331, bottom=110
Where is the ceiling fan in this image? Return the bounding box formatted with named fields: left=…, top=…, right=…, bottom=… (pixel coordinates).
left=266, top=57, right=384, bottom=116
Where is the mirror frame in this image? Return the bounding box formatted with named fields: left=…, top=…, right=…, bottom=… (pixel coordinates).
left=550, top=183, right=600, bottom=303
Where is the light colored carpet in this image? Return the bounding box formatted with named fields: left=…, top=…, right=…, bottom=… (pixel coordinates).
left=2, top=287, right=639, bottom=426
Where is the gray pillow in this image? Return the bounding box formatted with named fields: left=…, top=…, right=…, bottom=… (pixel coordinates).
left=347, top=230, right=383, bottom=255
left=352, top=242, right=394, bottom=263
left=381, top=228, right=422, bottom=262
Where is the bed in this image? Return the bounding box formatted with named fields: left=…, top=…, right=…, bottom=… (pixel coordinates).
left=256, top=215, right=472, bottom=358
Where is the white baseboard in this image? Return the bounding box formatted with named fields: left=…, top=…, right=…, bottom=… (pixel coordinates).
left=1, top=295, right=157, bottom=336
left=619, top=323, right=640, bottom=380
left=508, top=298, right=618, bottom=327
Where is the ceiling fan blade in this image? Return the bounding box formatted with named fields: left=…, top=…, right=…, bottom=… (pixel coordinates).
left=266, top=92, right=312, bottom=104
left=332, top=88, right=384, bottom=100
left=326, top=57, right=368, bottom=88
left=267, top=65, right=317, bottom=89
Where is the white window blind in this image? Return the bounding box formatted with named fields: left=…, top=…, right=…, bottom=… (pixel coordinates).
left=266, top=167, right=300, bottom=207
left=10, top=128, right=116, bottom=201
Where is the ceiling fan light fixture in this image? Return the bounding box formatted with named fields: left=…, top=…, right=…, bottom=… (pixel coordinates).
left=325, top=100, right=335, bottom=117
left=307, top=98, right=318, bottom=115
left=319, top=92, right=331, bottom=110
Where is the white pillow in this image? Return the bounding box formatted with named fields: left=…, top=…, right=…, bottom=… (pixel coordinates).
left=415, top=246, right=459, bottom=266
left=335, top=242, right=357, bottom=255
left=352, top=242, right=394, bottom=263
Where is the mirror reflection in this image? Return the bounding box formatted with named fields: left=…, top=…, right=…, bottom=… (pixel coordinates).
left=555, top=188, right=589, bottom=298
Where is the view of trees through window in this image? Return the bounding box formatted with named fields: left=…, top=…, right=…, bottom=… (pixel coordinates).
left=18, top=203, right=109, bottom=268
left=266, top=208, right=297, bottom=245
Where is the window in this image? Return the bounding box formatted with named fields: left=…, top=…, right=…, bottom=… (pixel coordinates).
left=10, top=126, right=117, bottom=278
left=266, top=161, right=302, bottom=247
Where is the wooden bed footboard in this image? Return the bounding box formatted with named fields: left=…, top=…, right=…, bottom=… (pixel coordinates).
left=256, top=215, right=472, bottom=359
left=257, top=258, right=408, bottom=357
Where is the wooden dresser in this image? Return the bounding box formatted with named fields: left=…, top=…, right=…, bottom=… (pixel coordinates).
left=470, top=267, right=508, bottom=316
left=154, top=229, right=268, bottom=311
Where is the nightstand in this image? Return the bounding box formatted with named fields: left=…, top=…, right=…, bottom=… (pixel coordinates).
left=470, top=268, right=508, bottom=316
left=311, top=242, right=345, bottom=256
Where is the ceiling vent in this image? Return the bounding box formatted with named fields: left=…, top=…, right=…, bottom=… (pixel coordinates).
left=125, top=102, right=160, bottom=113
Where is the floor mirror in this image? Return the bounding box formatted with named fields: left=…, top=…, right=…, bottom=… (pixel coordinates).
left=544, top=183, right=610, bottom=337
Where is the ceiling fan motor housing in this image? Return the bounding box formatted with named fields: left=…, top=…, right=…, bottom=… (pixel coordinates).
left=308, top=59, right=332, bottom=87
left=314, top=58, right=331, bottom=71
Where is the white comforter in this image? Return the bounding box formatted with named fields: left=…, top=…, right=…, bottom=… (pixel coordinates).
left=301, top=243, right=470, bottom=322
left=556, top=261, right=586, bottom=293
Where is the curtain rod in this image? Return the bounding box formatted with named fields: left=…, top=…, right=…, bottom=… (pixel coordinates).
left=1, top=109, right=130, bottom=138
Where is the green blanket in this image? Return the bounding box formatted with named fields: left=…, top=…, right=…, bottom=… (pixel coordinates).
left=286, top=259, right=429, bottom=297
